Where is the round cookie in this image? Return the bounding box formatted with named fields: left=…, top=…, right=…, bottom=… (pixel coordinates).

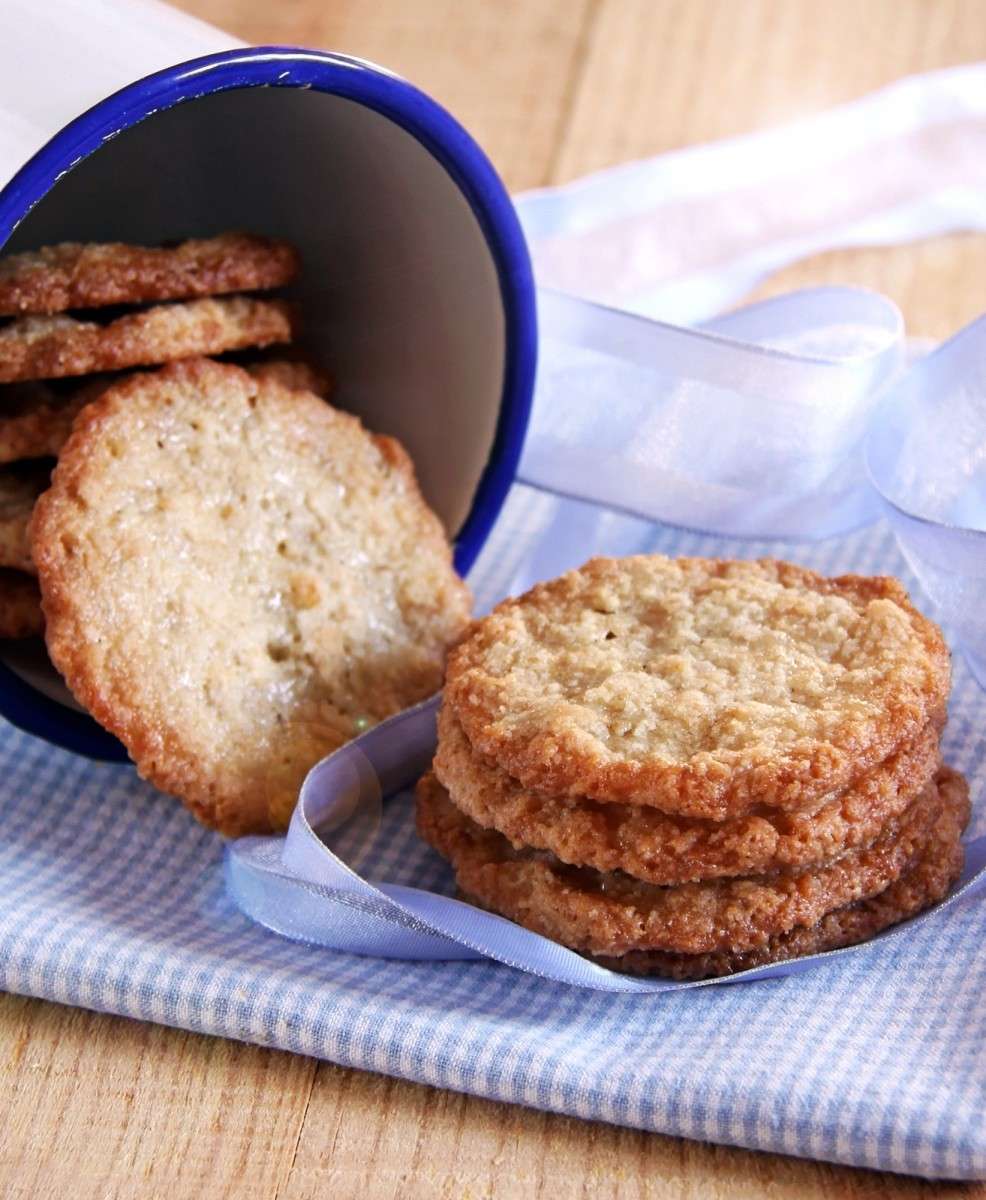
left=0, top=296, right=295, bottom=383
left=596, top=767, right=969, bottom=978
left=434, top=703, right=943, bottom=884
left=32, top=358, right=471, bottom=835
left=0, top=233, right=298, bottom=316
left=415, top=768, right=951, bottom=957
left=0, top=460, right=52, bottom=573
left=445, top=556, right=950, bottom=819
left=0, top=568, right=43, bottom=639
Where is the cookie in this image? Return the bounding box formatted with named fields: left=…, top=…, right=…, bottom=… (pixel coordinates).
left=445, top=556, right=950, bottom=819
left=243, top=358, right=332, bottom=399
left=0, top=296, right=295, bottom=383
left=0, top=461, right=51, bottom=573
left=32, top=358, right=471, bottom=835
left=415, top=767, right=952, bottom=956
left=0, top=233, right=298, bottom=316
left=0, top=378, right=109, bottom=465
left=595, top=767, right=969, bottom=978
left=434, top=703, right=943, bottom=884
left=0, top=568, right=43, bottom=638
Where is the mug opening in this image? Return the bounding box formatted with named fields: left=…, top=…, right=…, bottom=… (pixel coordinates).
left=0, top=50, right=537, bottom=757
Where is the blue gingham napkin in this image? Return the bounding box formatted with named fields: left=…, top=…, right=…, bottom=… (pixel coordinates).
left=1, top=495, right=984, bottom=1180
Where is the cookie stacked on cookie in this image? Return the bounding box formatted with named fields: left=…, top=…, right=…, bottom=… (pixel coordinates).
left=0, top=233, right=300, bottom=637
left=418, top=556, right=969, bottom=979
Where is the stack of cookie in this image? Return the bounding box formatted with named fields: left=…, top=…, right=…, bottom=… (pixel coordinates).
left=0, top=234, right=473, bottom=836
left=0, top=233, right=301, bottom=638
left=418, top=556, right=970, bottom=979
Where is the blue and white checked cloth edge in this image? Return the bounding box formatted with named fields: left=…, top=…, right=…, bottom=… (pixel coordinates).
left=1, top=492, right=984, bottom=1181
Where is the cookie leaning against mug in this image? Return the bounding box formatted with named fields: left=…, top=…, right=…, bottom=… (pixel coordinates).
left=445, top=555, right=951, bottom=819
left=0, top=232, right=299, bottom=316
left=32, top=358, right=471, bottom=836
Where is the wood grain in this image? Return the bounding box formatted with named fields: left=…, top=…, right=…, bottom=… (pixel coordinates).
left=555, top=0, right=986, bottom=178
left=4, top=0, right=986, bottom=1196
left=281, top=1061, right=975, bottom=1200
left=0, top=994, right=314, bottom=1200
left=553, top=0, right=986, bottom=336
left=168, top=0, right=594, bottom=192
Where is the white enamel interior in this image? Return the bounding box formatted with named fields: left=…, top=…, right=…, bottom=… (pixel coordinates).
left=4, top=86, right=507, bottom=535
left=1, top=85, right=508, bottom=712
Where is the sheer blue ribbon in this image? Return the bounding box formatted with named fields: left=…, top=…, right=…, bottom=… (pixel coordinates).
left=518, top=285, right=904, bottom=539
left=867, top=313, right=986, bottom=688
left=227, top=286, right=986, bottom=988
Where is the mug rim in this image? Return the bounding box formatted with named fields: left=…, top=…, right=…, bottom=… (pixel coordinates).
left=0, top=46, right=538, bottom=760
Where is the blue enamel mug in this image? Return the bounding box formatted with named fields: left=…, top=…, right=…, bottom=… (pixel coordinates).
left=0, top=38, right=538, bottom=759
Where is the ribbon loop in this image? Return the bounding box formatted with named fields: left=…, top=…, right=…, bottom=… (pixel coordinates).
left=867, top=312, right=986, bottom=687
left=519, top=286, right=905, bottom=540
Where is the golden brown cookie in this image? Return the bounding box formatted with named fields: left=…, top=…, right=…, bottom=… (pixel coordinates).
left=0, top=378, right=109, bottom=465
left=445, top=556, right=950, bottom=819
left=0, top=460, right=52, bottom=573
left=595, top=767, right=969, bottom=978
left=415, top=767, right=953, bottom=957
left=0, top=233, right=298, bottom=316
left=32, top=358, right=471, bottom=835
left=0, top=568, right=43, bottom=638
left=434, top=703, right=943, bottom=884
left=244, top=358, right=332, bottom=399
left=0, top=296, right=295, bottom=383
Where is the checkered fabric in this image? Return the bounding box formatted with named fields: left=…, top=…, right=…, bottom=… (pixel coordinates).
left=1, top=489, right=984, bottom=1179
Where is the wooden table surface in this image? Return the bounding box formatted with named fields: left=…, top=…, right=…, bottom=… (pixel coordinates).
left=4, top=2, right=985, bottom=1197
